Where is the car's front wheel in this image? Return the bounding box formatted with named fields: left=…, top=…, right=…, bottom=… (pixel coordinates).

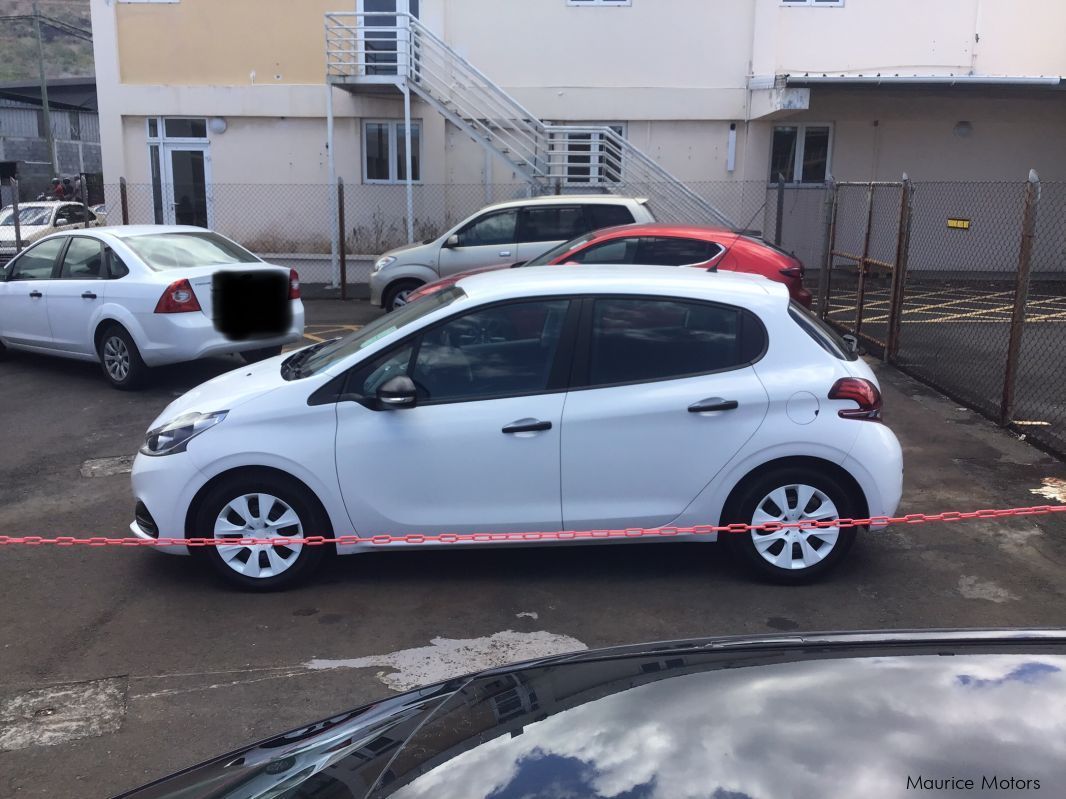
left=725, top=467, right=859, bottom=584
left=192, top=471, right=330, bottom=591
left=383, top=279, right=424, bottom=312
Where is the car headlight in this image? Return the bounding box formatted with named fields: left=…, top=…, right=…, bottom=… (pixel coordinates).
left=141, top=411, right=228, bottom=456
left=373, top=255, right=397, bottom=273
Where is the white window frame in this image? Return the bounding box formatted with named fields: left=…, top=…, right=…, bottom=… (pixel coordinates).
left=146, top=117, right=209, bottom=144
left=567, top=0, right=631, bottom=6
left=780, top=0, right=844, bottom=6
left=769, top=122, right=833, bottom=185
left=550, top=122, right=627, bottom=186
left=118, top=1, right=180, bottom=4
left=362, top=119, right=423, bottom=185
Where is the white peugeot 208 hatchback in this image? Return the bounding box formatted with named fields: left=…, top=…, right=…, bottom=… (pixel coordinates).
left=130, top=265, right=903, bottom=589
left=0, top=225, right=305, bottom=389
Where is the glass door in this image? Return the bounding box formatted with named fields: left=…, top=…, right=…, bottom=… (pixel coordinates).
left=162, top=146, right=211, bottom=228
left=358, top=0, right=419, bottom=77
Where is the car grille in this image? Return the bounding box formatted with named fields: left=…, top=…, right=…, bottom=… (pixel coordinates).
left=134, top=501, right=159, bottom=538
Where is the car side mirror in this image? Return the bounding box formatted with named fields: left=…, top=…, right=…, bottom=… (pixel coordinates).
left=842, top=334, right=859, bottom=354
left=55, top=217, right=69, bottom=227
left=376, top=375, right=417, bottom=409
left=444, top=234, right=459, bottom=248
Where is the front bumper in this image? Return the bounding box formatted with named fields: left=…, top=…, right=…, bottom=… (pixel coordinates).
left=369, top=270, right=386, bottom=307
left=129, top=450, right=206, bottom=555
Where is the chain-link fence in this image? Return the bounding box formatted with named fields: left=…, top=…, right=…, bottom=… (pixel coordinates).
left=821, top=175, right=1066, bottom=460
left=91, top=180, right=828, bottom=287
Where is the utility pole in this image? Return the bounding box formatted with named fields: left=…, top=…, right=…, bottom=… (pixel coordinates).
left=32, top=0, right=58, bottom=178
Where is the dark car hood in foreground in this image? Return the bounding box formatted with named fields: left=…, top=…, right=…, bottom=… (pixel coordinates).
left=117, top=630, right=1066, bottom=799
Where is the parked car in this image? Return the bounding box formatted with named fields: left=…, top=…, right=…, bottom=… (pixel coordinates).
left=369, top=195, right=654, bottom=310
left=0, top=201, right=106, bottom=260
left=130, top=264, right=901, bottom=589
left=0, top=225, right=305, bottom=389
left=407, top=223, right=813, bottom=307
left=114, top=630, right=1066, bottom=798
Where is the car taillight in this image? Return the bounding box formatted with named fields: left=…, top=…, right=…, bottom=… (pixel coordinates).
left=154, top=279, right=201, bottom=313
left=289, top=268, right=301, bottom=300
left=828, top=377, right=882, bottom=421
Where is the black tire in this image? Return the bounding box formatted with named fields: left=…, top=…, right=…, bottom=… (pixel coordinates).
left=192, top=471, right=330, bottom=591
left=724, top=467, right=859, bottom=585
left=240, top=345, right=284, bottom=364
left=97, top=324, right=148, bottom=390
left=383, top=279, right=424, bottom=312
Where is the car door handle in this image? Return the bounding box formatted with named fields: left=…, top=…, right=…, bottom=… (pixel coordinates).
left=688, top=398, right=739, bottom=413
left=502, top=419, right=552, bottom=434
left=29, top=290, right=43, bottom=298
left=81, top=291, right=97, bottom=299
left=498, top=250, right=512, bottom=257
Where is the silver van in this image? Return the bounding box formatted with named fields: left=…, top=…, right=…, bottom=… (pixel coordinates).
left=369, top=195, right=654, bottom=310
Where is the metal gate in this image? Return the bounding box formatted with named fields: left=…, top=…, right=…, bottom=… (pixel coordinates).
left=818, top=180, right=911, bottom=358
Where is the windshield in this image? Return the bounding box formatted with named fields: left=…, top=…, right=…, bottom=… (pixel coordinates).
left=0, top=206, right=51, bottom=226
left=524, top=233, right=597, bottom=267
left=295, top=287, right=467, bottom=378
left=124, top=231, right=260, bottom=270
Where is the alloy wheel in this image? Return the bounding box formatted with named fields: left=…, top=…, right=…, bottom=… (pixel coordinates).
left=103, top=336, right=130, bottom=382
left=213, top=493, right=304, bottom=579
left=392, top=288, right=413, bottom=308
left=749, top=484, right=840, bottom=571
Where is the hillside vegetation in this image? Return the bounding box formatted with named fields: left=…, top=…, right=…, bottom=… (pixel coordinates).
left=0, top=0, right=93, bottom=83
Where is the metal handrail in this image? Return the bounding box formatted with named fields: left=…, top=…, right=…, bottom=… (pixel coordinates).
left=324, top=11, right=735, bottom=227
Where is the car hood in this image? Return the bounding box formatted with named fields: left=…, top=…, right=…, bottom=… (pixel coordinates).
left=0, top=224, right=49, bottom=241
left=114, top=630, right=1066, bottom=799
left=381, top=239, right=434, bottom=261
left=149, top=351, right=294, bottom=429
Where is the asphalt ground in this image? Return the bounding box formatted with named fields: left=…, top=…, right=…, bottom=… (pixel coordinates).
left=1, top=299, right=1066, bottom=798
left=824, top=278, right=1066, bottom=456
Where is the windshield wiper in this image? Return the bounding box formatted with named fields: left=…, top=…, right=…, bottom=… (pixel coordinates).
left=281, top=339, right=336, bottom=380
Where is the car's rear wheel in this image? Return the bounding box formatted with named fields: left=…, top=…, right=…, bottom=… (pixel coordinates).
left=98, top=324, right=148, bottom=390
left=384, top=279, right=424, bottom=312
left=192, top=472, right=330, bottom=591
left=240, top=345, right=283, bottom=364
left=724, top=467, right=858, bottom=584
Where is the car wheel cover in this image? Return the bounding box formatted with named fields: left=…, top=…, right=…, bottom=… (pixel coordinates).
left=391, top=287, right=415, bottom=308
left=213, top=493, right=304, bottom=579
left=750, top=484, right=840, bottom=570
left=103, top=336, right=130, bottom=381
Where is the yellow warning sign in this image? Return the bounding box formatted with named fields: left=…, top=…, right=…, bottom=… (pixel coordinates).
left=947, top=218, right=972, bottom=230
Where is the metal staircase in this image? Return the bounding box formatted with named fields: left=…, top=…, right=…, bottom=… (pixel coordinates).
left=325, top=11, right=735, bottom=228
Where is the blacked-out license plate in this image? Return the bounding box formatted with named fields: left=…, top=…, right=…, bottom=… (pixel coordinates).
left=212, top=270, right=292, bottom=341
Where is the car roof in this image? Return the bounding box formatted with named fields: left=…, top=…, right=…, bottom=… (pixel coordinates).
left=456, top=263, right=786, bottom=306
left=477, top=195, right=649, bottom=213
left=589, top=222, right=738, bottom=239
left=101, top=225, right=212, bottom=239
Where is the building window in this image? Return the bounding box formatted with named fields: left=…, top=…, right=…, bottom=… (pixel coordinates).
left=567, top=0, right=631, bottom=5
left=770, top=124, right=831, bottom=184
left=781, top=0, right=844, bottom=6
left=553, top=123, right=626, bottom=185
left=147, top=117, right=208, bottom=142
left=363, top=120, right=422, bottom=183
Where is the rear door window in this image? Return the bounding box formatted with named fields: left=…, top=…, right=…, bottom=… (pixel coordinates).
left=587, top=204, right=636, bottom=229
left=59, top=237, right=105, bottom=279
left=517, top=206, right=587, bottom=243
left=636, top=237, right=721, bottom=266
left=789, top=301, right=857, bottom=360
left=583, top=297, right=764, bottom=386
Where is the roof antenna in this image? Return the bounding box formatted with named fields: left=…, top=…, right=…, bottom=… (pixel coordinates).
left=708, top=192, right=770, bottom=273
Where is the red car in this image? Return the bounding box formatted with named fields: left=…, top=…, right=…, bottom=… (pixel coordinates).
left=406, top=223, right=813, bottom=307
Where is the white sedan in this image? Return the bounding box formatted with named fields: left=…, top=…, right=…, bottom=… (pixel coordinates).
left=0, top=201, right=106, bottom=258
left=130, top=264, right=903, bottom=589
left=0, top=225, right=305, bottom=389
